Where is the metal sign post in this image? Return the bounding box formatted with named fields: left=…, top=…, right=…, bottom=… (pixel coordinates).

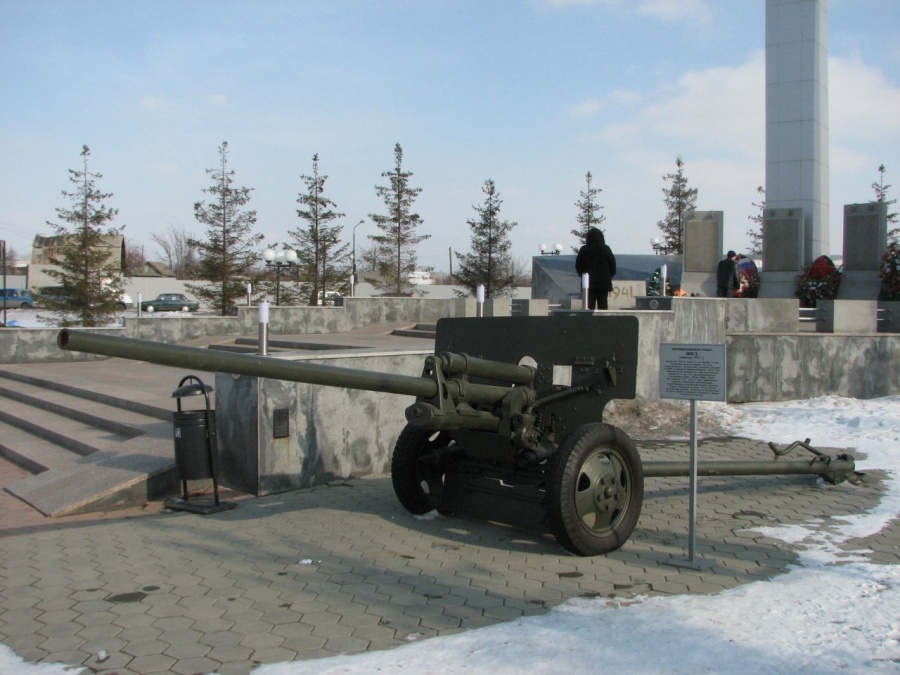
left=659, top=343, right=726, bottom=570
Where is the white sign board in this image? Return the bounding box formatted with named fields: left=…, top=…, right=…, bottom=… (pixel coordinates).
left=660, top=344, right=726, bottom=402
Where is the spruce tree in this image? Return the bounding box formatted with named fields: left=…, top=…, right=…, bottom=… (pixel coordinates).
left=454, top=180, right=518, bottom=298
left=655, top=156, right=698, bottom=254
left=188, top=141, right=263, bottom=315
left=41, top=145, right=124, bottom=327
left=369, top=143, right=429, bottom=296
left=746, top=185, right=765, bottom=256
left=570, top=171, right=606, bottom=252
left=290, top=154, right=350, bottom=305
left=872, top=164, right=899, bottom=245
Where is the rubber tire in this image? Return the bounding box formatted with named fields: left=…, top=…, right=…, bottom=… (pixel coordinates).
left=20, top=303, right=30, bottom=309
left=181, top=306, right=189, bottom=312
left=391, top=425, right=453, bottom=515
left=547, top=423, right=643, bottom=556
left=146, top=305, right=155, bottom=312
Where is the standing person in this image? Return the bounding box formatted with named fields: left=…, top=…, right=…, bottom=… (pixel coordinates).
left=575, top=227, right=616, bottom=310
left=716, top=250, right=740, bottom=298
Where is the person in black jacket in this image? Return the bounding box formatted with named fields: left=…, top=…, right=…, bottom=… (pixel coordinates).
left=716, top=250, right=740, bottom=297
left=575, top=227, right=617, bottom=310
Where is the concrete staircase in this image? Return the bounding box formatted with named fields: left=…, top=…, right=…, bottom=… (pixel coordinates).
left=390, top=323, right=437, bottom=339
left=0, top=363, right=204, bottom=517
left=0, top=325, right=435, bottom=519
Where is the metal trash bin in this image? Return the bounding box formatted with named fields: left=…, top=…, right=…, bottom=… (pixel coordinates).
left=173, top=408, right=217, bottom=480
left=167, top=375, right=236, bottom=514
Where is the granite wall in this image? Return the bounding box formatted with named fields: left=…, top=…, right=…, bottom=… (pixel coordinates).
left=214, top=351, right=428, bottom=496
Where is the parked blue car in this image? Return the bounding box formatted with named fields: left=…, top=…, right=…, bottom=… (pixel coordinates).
left=0, top=288, right=35, bottom=309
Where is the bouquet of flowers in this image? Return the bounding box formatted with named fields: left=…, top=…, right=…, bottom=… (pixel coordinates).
left=734, top=255, right=760, bottom=298
left=879, top=243, right=900, bottom=301
left=647, top=268, right=670, bottom=296
left=796, top=255, right=841, bottom=307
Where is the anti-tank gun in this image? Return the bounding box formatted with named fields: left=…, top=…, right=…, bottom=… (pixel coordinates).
left=58, top=315, right=644, bottom=556
left=57, top=314, right=857, bottom=556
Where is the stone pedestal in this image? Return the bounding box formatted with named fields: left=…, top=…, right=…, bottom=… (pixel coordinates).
left=817, top=300, right=878, bottom=334
left=760, top=208, right=805, bottom=298
left=878, top=302, right=900, bottom=333
left=837, top=202, right=887, bottom=300
left=680, top=211, right=723, bottom=296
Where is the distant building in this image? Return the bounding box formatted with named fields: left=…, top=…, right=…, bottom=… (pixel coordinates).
left=31, top=234, right=126, bottom=270
left=132, top=261, right=176, bottom=278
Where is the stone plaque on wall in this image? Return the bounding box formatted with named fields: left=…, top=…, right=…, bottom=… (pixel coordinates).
left=843, top=202, right=886, bottom=271
left=684, top=211, right=722, bottom=273
left=762, top=208, right=804, bottom=272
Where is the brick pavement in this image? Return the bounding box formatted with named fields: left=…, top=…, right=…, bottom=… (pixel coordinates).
left=0, top=437, right=895, bottom=675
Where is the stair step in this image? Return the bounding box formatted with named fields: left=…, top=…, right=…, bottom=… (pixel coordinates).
left=0, top=419, right=83, bottom=474
left=0, top=360, right=215, bottom=518
left=233, top=337, right=363, bottom=351
left=5, top=425, right=176, bottom=517
left=0, top=369, right=172, bottom=420
left=391, top=328, right=437, bottom=339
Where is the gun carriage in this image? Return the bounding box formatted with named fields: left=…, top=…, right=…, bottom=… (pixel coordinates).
left=58, top=314, right=856, bottom=556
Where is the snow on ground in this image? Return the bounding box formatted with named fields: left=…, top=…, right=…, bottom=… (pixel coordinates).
left=1, top=313, right=898, bottom=673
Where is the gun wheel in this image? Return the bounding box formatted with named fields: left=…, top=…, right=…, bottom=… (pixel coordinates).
left=547, top=423, right=643, bottom=556
left=391, top=425, right=454, bottom=515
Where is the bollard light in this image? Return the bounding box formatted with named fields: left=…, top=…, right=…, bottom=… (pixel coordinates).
left=258, top=301, right=269, bottom=356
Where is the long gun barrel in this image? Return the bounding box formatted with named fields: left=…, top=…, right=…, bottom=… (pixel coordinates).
left=56, top=329, right=530, bottom=410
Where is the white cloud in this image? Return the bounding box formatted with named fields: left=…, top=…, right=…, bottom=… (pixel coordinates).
left=594, top=51, right=765, bottom=162
left=568, top=98, right=605, bottom=117
left=829, top=55, right=900, bottom=144
left=608, top=88, right=642, bottom=107
left=208, top=94, right=229, bottom=106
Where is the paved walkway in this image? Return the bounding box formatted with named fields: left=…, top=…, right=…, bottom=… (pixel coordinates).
left=1, top=437, right=891, bottom=675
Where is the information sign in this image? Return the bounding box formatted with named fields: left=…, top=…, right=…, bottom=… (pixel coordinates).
left=660, top=344, right=726, bottom=402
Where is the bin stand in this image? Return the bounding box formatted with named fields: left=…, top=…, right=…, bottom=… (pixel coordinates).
left=165, top=375, right=237, bottom=515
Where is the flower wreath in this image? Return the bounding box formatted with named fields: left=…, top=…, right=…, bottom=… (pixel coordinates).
left=879, top=242, right=900, bottom=301
left=647, top=268, right=669, bottom=296
left=796, top=255, right=841, bottom=308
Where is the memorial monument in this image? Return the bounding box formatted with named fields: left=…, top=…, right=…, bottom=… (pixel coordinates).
left=760, top=0, right=830, bottom=298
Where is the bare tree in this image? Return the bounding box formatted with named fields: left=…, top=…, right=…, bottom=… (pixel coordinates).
left=151, top=224, right=199, bottom=279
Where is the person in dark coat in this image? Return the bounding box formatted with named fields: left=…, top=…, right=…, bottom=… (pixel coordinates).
left=716, top=250, right=740, bottom=298
left=575, top=227, right=617, bottom=310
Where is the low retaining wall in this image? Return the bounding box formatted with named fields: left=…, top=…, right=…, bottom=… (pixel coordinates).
left=215, top=351, right=428, bottom=496
left=0, top=298, right=470, bottom=363
left=726, top=333, right=900, bottom=402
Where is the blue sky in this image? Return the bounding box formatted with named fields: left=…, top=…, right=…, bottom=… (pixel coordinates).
left=2, top=0, right=899, bottom=272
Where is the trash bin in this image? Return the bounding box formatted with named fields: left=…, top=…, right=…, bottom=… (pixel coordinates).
left=167, top=375, right=236, bottom=514
left=173, top=409, right=217, bottom=480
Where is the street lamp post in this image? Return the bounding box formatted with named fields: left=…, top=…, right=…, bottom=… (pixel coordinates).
left=539, top=243, right=563, bottom=256
left=263, top=247, right=297, bottom=306
left=351, top=219, right=363, bottom=297
left=651, top=237, right=672, bottom=255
